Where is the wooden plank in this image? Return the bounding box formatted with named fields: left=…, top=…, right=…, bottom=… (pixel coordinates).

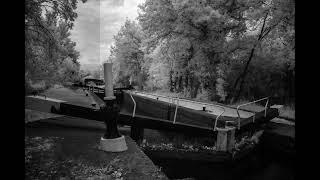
left=215, top=126, right=235, bottom=152
left=227, top=127, right=235, bottom=151
left=119, top=112, right=215, bottom=137
left=133, top=91, right=259, bottom=114
left=216, top=130, right=228, bottom=151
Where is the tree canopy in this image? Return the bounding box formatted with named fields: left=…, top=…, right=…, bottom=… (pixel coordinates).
left=25, top=0, right=86, bottom=91
left=109, top=19, right=146, bottom=88
left=109, top=0, right=295, bottom=104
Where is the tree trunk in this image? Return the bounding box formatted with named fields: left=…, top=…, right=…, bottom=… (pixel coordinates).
left=137, top=72, right=143, bottom=90
left=178, top=75, right=183, bottom=92
left=233, top=48, right=255, bottom=102
left=169, top=70, right=174, bottom=92
left=228, top=12, right=269, bottom=103
left=190, top=76, right=194, bottom=98
left=193, top=79, right=200, bottom=98
left=174, top=73, right=179, bottom=92
left=185, top=71, right=189, bottom=89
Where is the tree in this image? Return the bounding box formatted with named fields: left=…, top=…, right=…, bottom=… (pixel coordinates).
left=138, top=0, right=250, bottom=98
left=225, top=0, right=295, bottom=103
left=92, top=69, right=101, bottom=79
left=137, top=0, right=294, bottom=103
left=56, top=57, right=80, bottom=83
left=25, top=0, right=86, bottom=89
left=109, top=19, right=145, bottom=88
left=144, top=45, right=171, bottom=90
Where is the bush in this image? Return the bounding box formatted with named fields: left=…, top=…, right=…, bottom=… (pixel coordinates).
left=195, top=88, right=210, bottom=101
left=25, top=79, right=50, bottom=95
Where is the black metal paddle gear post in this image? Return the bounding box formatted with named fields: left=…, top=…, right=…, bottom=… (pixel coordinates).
left=99, top=62, right=128, bottom=152
left=101, top=98, right=121, bottom=139
left=100, top=62, right=122, bottom=140
left=130, top=117, right=144, bottom=144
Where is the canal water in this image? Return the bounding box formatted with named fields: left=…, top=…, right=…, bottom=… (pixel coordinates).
left=145, top=138, right=295, bottom=180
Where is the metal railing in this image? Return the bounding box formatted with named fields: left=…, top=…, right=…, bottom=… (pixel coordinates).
left=213, top=107, right=226, bottom=131
left=77, top=84, right=132, bottom=92
left=171, top=97, right=179, bottom=124
left=33, top=94, right=47, bottom=99
left=129, top=92, right=136, bottom=118
left=236, top=97, right=269, bottom=130
left=171, top=98, right=226, bottom=131
left=132, top=91, right=181, bottom=124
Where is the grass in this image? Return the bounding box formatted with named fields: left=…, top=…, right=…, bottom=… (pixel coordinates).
left=25, top=79, right=75, bottom=95
left=25, top=109, right=64, bottom=124
left=25, top=125, right=168, bottom=180
left=40, top=85, right=95, bottom=107
left=25, top=135, right=124, bottom=179
left=278, top=105, right=295, bottom=120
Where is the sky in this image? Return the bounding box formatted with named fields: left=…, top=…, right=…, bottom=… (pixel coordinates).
left=70, top=0, right=145, bottom=66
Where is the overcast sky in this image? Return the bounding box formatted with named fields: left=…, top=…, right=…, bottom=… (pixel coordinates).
left=70, top=0, right=145, bottom=65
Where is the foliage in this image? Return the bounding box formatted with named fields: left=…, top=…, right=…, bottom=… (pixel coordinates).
left=144, top=45, right=171, bottom=90
left=25, top=0, right=85, bottom=92
left=56, top=57, right=80, bottom=83
left=223, top=0, right=295, bottom=103
left=108, top=0, right=294, bottom=104
left=109, top=19, right=146, bottom=88
left=138, top=0, right=255, bottom=98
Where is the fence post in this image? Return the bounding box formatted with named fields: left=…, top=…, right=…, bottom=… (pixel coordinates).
left=216, top=126, right=236, bottom=152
